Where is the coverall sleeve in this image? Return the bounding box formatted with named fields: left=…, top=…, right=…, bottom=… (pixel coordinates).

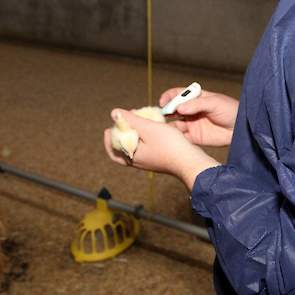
left=192, top=165, right=280, bottom=295
left=190, top=1, right=295, bottom=294
left=192, top=70, right=295, bottom=294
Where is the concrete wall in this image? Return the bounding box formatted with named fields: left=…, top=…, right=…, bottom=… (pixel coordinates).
left=153, top=0, right=277, bottom=72
left=0, top=0, right=277, bottom=72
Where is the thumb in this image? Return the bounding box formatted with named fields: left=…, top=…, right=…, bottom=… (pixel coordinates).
left=159, top=87, right=185, bottom=107
left=111, top=108, right=155, bottom=136
left=176, top=96, right=216, bottom=115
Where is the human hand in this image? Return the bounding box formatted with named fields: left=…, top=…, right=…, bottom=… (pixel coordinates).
left=104, top=109, right=219, bottom=190
left=159, top=88, right=239, bottom=146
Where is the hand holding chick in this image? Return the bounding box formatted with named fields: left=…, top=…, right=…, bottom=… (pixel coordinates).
left=110, top=106, right=165, bottom=159
left=104, top=108, right=219, bottom=190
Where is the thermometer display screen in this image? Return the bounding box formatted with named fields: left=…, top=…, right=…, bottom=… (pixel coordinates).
left=181, top=90, right=191, bottom=97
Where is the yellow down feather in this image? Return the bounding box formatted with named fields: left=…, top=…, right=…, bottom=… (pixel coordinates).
left=111, top=106, right=166, bottom=159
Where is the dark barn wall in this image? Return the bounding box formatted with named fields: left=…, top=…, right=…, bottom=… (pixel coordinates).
left=0, top=0, right=146, bottom=57
left=153, top=0, right=277, bottom=72
left=0, top=0, right=277, bottom=72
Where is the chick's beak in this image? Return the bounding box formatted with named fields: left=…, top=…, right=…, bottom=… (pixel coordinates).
left=120, top=145, right=135, bottom=160
left=128, top=151, right=134, bottom=160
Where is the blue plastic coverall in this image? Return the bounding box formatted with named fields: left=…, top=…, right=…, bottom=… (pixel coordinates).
left=192, top=1, right=295, bottom=294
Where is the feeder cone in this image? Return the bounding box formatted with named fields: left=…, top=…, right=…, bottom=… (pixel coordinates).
left=71, top=199, right=140, bottom=262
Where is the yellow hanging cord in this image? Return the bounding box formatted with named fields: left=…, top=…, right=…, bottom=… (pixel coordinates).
left=147, top=0, right=156, bottom=210
left=147, top=0, right=153, bottom=106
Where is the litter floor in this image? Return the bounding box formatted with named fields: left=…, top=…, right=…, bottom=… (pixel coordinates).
left=0, top=41, right=242, bottom=295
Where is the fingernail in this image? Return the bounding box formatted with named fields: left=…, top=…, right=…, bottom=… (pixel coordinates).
left=111, top=110, right=120, bottom=121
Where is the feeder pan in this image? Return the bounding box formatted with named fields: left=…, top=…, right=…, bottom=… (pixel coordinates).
left=71, top=198, right=140, bottom=262
left=0, top=162, right=209, bottom=263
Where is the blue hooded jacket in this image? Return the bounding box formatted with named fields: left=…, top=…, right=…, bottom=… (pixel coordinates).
left=192, top=1, right=295, bottom=294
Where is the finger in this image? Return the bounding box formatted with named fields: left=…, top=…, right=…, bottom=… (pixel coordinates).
left=176, top=95, right=217, bottom=115
left=131, top=142, right=157, bottom=171
left=168, top=120, right=188, bottom=133
left=104, top=129, right=128, bottom=166
left=184, top=132, right=193, bottom=143
left=159, top=88, right=213, bottom=108
left=159, top=87, right=185, bottom=107
left=199, top=90, right=214, bottom=97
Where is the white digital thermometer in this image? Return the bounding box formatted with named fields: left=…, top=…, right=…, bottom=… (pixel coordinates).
left=161, top=82, right=202, bottom=115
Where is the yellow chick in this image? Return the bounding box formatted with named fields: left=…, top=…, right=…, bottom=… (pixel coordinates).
left=133, top=106, right=166, bottom=123
left=111, top=113, right=139, bottom=159
left=111, top=106, right=166, bottom=159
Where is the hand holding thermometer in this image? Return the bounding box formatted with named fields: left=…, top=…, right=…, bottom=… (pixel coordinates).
left=161, top=82, right=202, bottom=115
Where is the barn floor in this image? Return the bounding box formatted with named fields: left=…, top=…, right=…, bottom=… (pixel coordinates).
left=0, top=41, right=242, bottom=295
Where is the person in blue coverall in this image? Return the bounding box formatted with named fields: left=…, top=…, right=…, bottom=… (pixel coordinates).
left=104, top=0, right=295, bottom=293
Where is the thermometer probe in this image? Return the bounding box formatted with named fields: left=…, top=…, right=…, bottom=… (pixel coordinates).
left=161, top=82, right=202, bottom=115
